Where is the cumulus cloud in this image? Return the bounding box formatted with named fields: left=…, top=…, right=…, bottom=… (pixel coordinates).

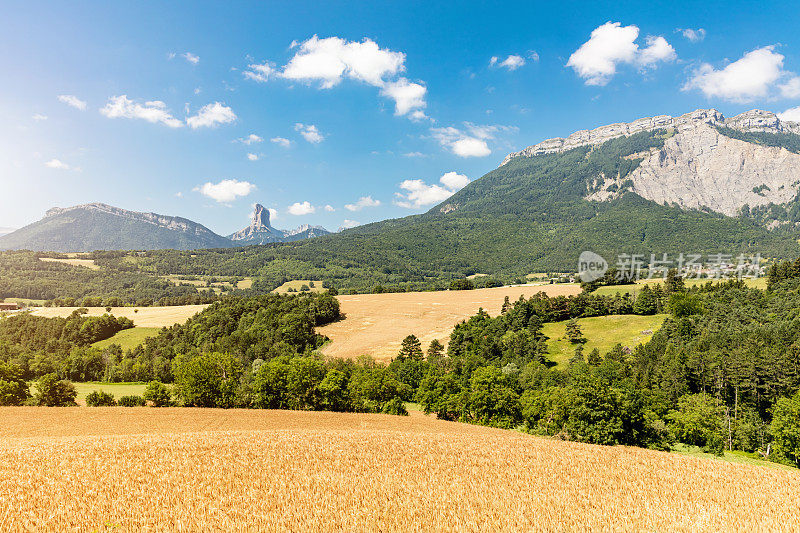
left=339, top=219, right=360, bottom=229
left=194, top=179, right=256, bottom=203
left=183, top=52, right=200, bottom=64
left=294, top=123, right=324, bottom=143
left=567, top=22, right=676, bottom=86
left=431, top=123, right=515, bottom=158
left=380, top=78, right=427, bottom=119
left=186, top=102, right=236, bottom=129
left=244, top=35, right=427, bottom=119
left=778, top=107, right=800, bottom=122
left=247, top=153, right=260, bottom=161
left=490, top=54, right=526, bottom=70
left=57, top=94, right=87, bottom=110
left=32, top=113, right=48, bottom=121
left=678, top=28, right=706, bottom=43
left=44, top=159, right=72, bottom=170
left=324, top=204, right=335, bottom=212
left=100, top=95, right=183, bottom=127
left=394, top=172, right=470, bottom=209
left=344, top=196, right=381, bottom=211
left=270, top=137, right=291, bottom=148
left=288, top=201, right=315, bottom=215
left=238, top=134, right=263, bottom=144
left=683, top=46, right=796, bottom=103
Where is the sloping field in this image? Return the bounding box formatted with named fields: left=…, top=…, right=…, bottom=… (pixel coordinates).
left=38, top=257, right=99, bottom=270
left=0, top=408, right=798, bottom=531
left=318, top=284, right=581, bottom=361
left=542, top=314, right=668, bottom=367
left=29, top=305, right=208, bottom=327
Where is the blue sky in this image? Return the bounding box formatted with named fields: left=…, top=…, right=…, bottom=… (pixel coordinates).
left=3, top=0, right=800, bottom=234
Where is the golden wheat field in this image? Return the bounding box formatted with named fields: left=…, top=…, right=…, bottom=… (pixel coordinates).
left=1, top=408, right=798, bottom=532
left=318, top=283, right=582, bottom=361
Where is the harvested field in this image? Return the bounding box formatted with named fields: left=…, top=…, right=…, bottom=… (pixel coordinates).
left=318, top=284, right=581, bottom=361
left=0, top=407, right=798, bottom=531
left=38, top=257, right=99, bottom=270
left=30, top=305, right=208, bottom=327
left=272, top=279, right=325, bottom=294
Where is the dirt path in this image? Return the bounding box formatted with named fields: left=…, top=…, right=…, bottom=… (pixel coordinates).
left=318, top=284, right=581, bottom=361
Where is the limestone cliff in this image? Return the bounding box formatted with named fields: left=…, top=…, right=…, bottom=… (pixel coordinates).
left=503, top=109, right=800, bottom=221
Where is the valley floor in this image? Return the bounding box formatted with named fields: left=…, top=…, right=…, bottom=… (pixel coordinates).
left=0, top=407, right=797, bottom=531
left=318, top=283, right=581, bottom=361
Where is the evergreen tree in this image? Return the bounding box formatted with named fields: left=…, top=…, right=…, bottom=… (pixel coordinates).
left=588, top=347, right=602, bottom=366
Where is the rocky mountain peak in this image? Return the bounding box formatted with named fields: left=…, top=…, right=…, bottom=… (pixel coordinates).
left=501, top=108, right=800, bottom=165
left=251, top=203, right=271, bottom=229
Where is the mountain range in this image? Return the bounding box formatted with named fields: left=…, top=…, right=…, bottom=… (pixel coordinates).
left=3, top=108, right=800, bottom=271
left=227, top=204, right=330, bottom=245
left=0, top=203, right=330, bottom=252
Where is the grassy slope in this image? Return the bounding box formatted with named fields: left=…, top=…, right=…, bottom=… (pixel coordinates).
left=92, top=327, right=161, bottom=350
left=542, top=314, right=668, bottom=367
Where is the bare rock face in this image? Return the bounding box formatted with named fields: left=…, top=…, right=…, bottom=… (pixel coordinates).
left=504, top=108, right=800, bottom=221
left=228, top=204, right=330, bottom=244
left=586, top=124, right=800, bottom=216
left=501, top=109, right=800, bottom=165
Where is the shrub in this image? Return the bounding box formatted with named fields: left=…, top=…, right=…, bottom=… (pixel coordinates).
left=143, top=381, right=173, bottom=407
left=0, top=362, right=31, bottom=406
left=85, top=390, right=116, bottom=407
left=381, top=397, right=409, bottom=416
left=33, top=373, right=77, bottom=406
left=118, top=395, right=146, bottom=407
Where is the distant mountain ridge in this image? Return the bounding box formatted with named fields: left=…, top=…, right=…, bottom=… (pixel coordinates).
left=0, top=202, right=330, bottom=252
left=228, top=204, right=330, bottom=245
left=502, top=109, right=800, bottom=162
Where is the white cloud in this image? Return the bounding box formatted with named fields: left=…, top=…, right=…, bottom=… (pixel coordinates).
left=282, top=35, right=405, bottom=88
left=528, top=50, right=540, bottom=62
left=32, top=113, right=48, bottom=121
left=778, top=107, right=800, bottom=122
left=395, top=171, right=470, bottom=209
left=683, top=46, right=794, bottom=103
left=194, top=179, right=256, bottom=203
left=243, top=61, right=275, bottom=82
left=679, top=28, right=706, bottom=43
left=186, top=102, right=236, bottom=129
left=247, top=153, right=259, bottom=161
left=403, top=151, right=425, bottom=157
left=324, top=204, right=335, bottom=212
left=345, top=196, right=381, bottom=211
left=44, top=159, right=72, bottom=170
left=340, top=219, right=360, bottom=229
left=270, top=136, right=292, bottom=148
left=288, top=201, right=315, bottom=215
left=431, top=123, right=514, bottom=158
left=779, top=77, right=800, bottom=99
left=57, top=94, right=87, bottom=110
left=439, top=171, right=471, bottom=190
left=490, top=54, right=526, bottom=71
left=238, top=134, right=263, bottom=145
left=182, top=52, right=200, bottom=65
left=566, top=22, right=676, bottom=86
left=268, top=207, right=278, bottom=220
left=246, top=35, right=427, bottom=119
left=294, top=123, right=324, bottom=143
left=100, top=95, right=183, bottom=127
left=380, top=78, right=427, bottom=119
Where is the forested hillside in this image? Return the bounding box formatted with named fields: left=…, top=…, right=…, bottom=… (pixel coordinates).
left=81, top=130, right=800, bottom=294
